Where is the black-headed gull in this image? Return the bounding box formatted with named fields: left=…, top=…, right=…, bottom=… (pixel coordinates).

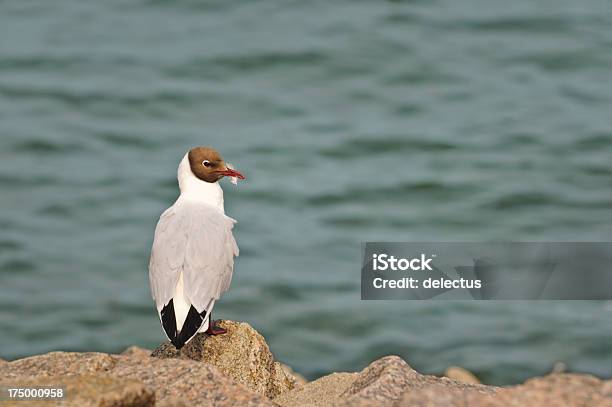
left=149, top=146, right=245, bottom=348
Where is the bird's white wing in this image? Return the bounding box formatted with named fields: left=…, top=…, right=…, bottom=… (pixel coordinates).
left=148, top=200, right=239, bottom=312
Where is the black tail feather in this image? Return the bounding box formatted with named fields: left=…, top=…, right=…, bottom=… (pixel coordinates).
left=160, top=300, right=180, bottom=348
left=160, top=300, right=208, bottom=349
left=175, top=306, right=208, bottom=348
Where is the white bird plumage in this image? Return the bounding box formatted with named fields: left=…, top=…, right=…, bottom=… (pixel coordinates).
left=148, top=153, right=239, bottom=343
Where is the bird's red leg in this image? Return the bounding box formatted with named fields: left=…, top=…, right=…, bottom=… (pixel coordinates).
left=205, top=313, right=227, bottom=335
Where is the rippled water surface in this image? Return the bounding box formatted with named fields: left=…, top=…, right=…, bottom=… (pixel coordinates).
left=1, top=0, right=612, bottom=384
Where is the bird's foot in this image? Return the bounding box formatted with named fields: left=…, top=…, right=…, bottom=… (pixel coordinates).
left=205, top=320, right=227, bottom=335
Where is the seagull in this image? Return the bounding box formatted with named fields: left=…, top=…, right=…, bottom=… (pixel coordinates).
left=148, top=146, right=245, bottom=349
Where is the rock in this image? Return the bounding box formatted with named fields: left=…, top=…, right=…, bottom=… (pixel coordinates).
left=274, top=372, right=357, bottom=407
left=2, top=352, right=116, bottom=379
left=338, top=355, right=445, bottom=407
left=399, top=369, right=612, bottom=407
left=154, top=396, right=189, bottom=407
left=325, top=357, right=612, bottom=407
left=151, top=320, right=299, bottom=398
left=276, top=356, right=612, bottom=407
left=551, top=361, right=567, bottom=374
left=3, top=329, right=612, bottom=407
left=398, top=382, right=498, bottom=407
left=276, top=356, right=496, bottom=407
left=112, top=355, right=275, bottom=407
left=486, top=373, right=612, bottom=407
left=0, top=350, right=274, bottom=407
left=445, top=366, right=481, bottom=384
left=279, top=363, right=307, bottom=387
left=0, top=375, right=154, bottom=407
left=120, top=346, right=153, bottom=359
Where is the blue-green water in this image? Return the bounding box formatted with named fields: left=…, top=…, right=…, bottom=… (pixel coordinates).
left=1, top=0, right=612, bottom=385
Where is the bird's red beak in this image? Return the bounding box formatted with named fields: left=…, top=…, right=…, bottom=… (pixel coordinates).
left=217, top=168, right=246, bottom=180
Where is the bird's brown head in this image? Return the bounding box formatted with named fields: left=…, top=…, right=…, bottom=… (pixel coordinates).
left=188, top=146, right=245, bottom=183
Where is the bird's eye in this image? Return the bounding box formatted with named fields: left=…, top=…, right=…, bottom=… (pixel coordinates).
left=202, top=160, right=212, bottom=167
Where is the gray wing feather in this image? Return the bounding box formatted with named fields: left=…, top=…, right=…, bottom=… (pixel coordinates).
left=148, top=200, right=238, bottom=312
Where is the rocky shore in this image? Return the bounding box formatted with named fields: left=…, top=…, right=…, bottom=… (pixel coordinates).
left=1, top=320, right=610, bottom=406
